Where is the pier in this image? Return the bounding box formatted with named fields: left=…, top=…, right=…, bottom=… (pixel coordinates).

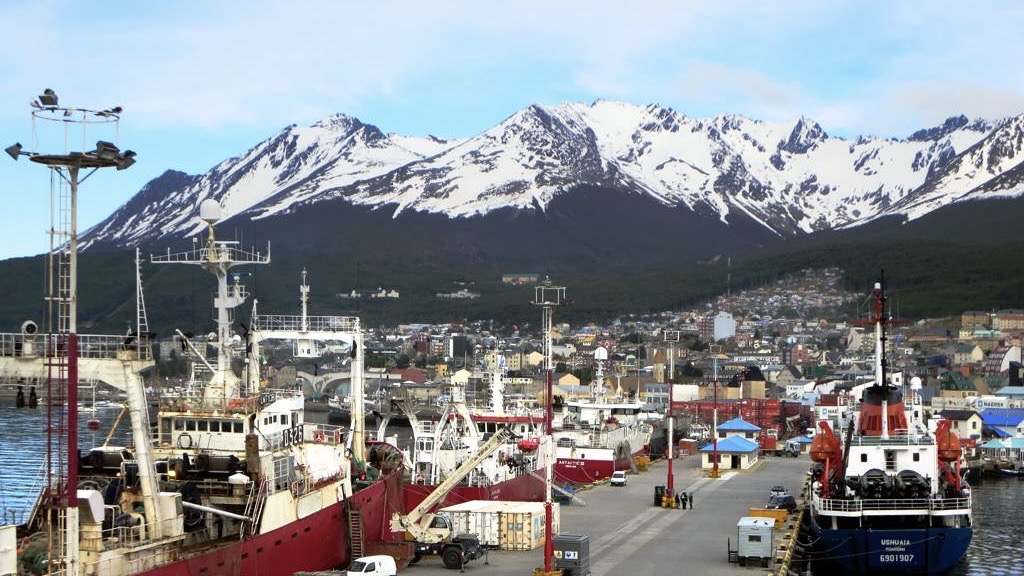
left=402, top=454, right=810, bottom=576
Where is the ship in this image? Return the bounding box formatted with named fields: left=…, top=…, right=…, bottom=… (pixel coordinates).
left=1, top=201, right=406, bottom=576
left=807, top=275, right=972, bottom=574
left=400, top=351, right=550, bottom=509
left=550, top=347, right=659, bottom=485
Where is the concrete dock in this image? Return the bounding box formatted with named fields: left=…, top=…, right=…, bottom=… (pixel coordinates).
left=401, top=454, right=810, bottom=576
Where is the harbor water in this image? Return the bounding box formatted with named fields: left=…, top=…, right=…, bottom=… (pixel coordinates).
left=0, top=405, right=1022, bottom=575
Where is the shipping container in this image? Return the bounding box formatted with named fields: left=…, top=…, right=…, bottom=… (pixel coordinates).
left=439, top=501, right=560, bottom=550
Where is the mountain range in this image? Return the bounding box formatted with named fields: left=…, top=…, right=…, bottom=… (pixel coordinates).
left=6, top=100, right=1024, bottom=332
left=82, top=100, right=1023, bottom=252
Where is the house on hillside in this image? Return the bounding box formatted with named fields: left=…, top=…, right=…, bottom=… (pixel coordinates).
left=936, top=409, right=984, bottom=441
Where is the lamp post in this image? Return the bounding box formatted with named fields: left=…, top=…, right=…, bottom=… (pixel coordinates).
left=709, top=344, right=723, bottom=479
left=531, top=279, right=567, bottom=576
left=6, top=89, right=136, bottom=576
left=664, top=330, right=679, bottom=503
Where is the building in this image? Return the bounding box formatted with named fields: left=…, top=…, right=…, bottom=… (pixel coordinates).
left=936, top=409, right=984, bottom=441
left=699, top=436, right=760, bottom=470
left=700, top=311, right=737, bottom=342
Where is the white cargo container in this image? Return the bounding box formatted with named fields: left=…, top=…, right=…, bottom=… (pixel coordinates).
left=439, top=500, right=501, bottom=547
left=439, top=500, right=560, bottom=550
left=736, top=516, right=774, bottom=567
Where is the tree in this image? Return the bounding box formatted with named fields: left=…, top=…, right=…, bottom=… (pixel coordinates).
left=555, top=362, right=568, bottom=373
left=394, top=353, right=411, bottom=369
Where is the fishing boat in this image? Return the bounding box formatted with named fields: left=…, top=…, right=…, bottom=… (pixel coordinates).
left=1, top=201, right=405, bottom=576
left=807, top=275, right=972, bottom=574
left=401, top=351, right=550, bottom=508
left=550, top=347, right=659, bottom=485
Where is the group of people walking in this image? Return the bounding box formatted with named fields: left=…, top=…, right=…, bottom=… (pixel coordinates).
left=676, top=490, right=693, bottom=509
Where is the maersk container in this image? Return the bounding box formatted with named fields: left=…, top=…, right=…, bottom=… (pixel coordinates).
left=497, top=501, right=560, bottom=551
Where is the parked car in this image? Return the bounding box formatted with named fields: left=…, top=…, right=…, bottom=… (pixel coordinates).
left=610, top=470, right=627, bottom=486
left=765, top=494, right=798, bottom=513
left=769, top=485, right=790, bottom=497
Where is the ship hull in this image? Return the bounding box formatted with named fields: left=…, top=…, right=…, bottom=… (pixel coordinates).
left=403, top=466, right=547, bottom=510
left=554, top=445, right=647, bottom=485
left=809, top=520, right=971, bottom=574
left=132, top=474, right=397, bottom=576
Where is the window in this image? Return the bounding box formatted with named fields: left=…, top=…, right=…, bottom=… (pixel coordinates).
left=186, top=420, right=197, bottom=432
left=860, top=454, right=868, bottom=463
left=197, top=420, right=208, bottom=432
left=748, top=535, right=762, bottom=542
left=913, top=453, right=920, bottom=462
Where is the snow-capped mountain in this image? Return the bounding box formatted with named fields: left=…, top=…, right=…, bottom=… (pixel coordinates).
left=82, top=101, right=1023, bottom=250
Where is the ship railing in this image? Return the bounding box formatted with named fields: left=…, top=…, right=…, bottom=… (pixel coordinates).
left=845, top=434, right=934, bottom=447
left=815, top=495, right=971, bottom=513
left=0, top=332, right=153, bottom=361
left=253, top=314, right=360, bottom=333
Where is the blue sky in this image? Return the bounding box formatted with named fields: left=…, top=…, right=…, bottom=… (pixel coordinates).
left=1, top=1, right=1023, bottom=259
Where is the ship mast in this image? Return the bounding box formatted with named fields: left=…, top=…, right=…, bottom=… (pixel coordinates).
left=152, top=200, right=270, bottom=407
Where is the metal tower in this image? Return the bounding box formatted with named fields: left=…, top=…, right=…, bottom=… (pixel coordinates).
left=530, top=278, right=567, bottom=576
left=5, top=89, right=137, bottom=576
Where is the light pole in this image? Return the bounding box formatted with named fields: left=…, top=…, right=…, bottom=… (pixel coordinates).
left=531, top=279, right=567, bottom=576
left=709, top=344, right=723, bottom=479
left=6, top=89, right=136, bottom=576
left=664, top=330, right=680, bottom=504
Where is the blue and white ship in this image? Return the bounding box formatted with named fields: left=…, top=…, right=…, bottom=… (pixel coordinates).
left=808, top=276, right=972, bottom=574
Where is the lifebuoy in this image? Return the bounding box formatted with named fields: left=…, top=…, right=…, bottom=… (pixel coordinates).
left=177, top=433, right=194, bottom=449
left=313, top=429, right=326, bottom=442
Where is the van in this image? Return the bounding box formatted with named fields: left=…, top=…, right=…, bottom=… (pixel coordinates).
left=347, top=555, right=397, bottom=576
left=610, top=470, right=627, bottom=486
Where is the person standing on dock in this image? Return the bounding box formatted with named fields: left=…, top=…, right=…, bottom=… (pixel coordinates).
left=688, top=492, right=693, bottom=509
left=15, top=386, right=25, bottom=408
left=680, top=491, right=687, bottom=510
left=28, top=387, right=38, bottom=408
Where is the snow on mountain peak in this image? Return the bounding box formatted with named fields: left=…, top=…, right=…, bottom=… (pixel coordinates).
left=81, top=101, right=1020, bottom=250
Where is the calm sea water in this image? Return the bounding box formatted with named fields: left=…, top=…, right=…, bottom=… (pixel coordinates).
left=1, top=405, right=1021, bottom=574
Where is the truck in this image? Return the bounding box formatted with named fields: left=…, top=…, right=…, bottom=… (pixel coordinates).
left=390, top=426, right=516, bottom=569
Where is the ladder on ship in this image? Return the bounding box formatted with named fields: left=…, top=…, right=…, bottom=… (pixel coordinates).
left=348, top=509, right=365, bottom=559
left=241, top=478, right=269, bottom=538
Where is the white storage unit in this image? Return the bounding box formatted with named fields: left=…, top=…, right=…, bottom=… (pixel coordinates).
left=736, top=516, right=774, bottom=567
left=439, top=500, right=560, bottom=550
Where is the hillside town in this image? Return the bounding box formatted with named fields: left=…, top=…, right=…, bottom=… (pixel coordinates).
left=189, top=267, right=1023, bottom=472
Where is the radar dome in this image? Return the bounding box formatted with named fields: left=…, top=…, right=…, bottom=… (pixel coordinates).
left=199, top=199, right=222, bottom=223
left=910, top=376, right=923, bottom=390
left=594, top=346, right=608, bottom=361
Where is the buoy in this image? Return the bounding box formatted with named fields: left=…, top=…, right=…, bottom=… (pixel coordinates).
left=87, top=419, right=101, bottom=431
